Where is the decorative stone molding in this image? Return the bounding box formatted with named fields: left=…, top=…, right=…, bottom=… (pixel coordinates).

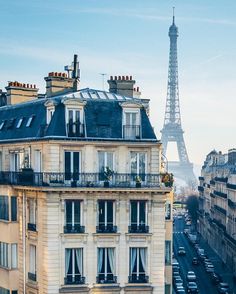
left=93, top=233, right=120, bottom=244
left=125, top=233, right=152, bottom=244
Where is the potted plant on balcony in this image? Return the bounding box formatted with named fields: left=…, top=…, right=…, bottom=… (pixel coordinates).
left=135, top=176, right=142, bottom=188
left=103, top=166, right=114, bottom=187
left=161, top=172, right=174, bottom=187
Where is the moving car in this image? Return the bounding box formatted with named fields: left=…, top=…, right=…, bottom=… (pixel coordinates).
left=187, top=271, right=197, bottom=281
left=187, top=281, right=198, bottom=293
left=178, top=246, right=186, bottom=256
left=192, top=257, right=199, bottom=265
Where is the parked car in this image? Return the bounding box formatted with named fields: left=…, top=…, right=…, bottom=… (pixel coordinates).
left=177, top=289, right=186, bottom=294
left=174, top=277, right=183, bottom=284
left=187, top=271, right=197, bottom=281
left=175, top=282, right=184, bottom=290
left=187, top=281, right=199, bottom=293
left=217, top=282, right=229, bottom=293
left=176, top=285, right=185, bottom=292
left=205, top=263, right=214, bottom=273
left=192, top=257, right=199, bottom=265
left=178, top=246, right=186, bottom=256
left=173, top=270, right=180, bottom=278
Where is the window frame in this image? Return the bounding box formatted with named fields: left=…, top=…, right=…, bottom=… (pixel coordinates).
left=129, top=247, right=147, bottom=277
left=97, top=247, right=115, bottom=278
left=130, top=200, right=147, bottom=226
left=65, top=200, right=82, bottom=227
left=65, top=248, right=83, bottom=282
left=0, top=196, right=9, bottom=221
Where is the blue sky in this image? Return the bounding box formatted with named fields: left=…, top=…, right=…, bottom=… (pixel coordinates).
left=0, top=0, right=235, bottom=165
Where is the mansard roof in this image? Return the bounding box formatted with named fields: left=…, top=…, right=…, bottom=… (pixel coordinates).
left=0, top=89, right=157, bottom=143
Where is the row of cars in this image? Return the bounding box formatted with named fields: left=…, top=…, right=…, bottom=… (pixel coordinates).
left=184, top=228, right=231, bottom=293
left=173, top=258, right=199, bottom=293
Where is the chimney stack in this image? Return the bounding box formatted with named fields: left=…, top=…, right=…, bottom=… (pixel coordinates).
left=44, top=72, right=74, bottom=98
left=107, top=75, right=137, bottom=98
left=5, top=82, right=38, bottom=105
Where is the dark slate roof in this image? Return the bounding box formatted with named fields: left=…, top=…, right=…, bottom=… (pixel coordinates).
left=0, top=89, right=157, bottom=143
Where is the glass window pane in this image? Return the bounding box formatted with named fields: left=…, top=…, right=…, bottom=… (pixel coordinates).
left=107, top=201, right=113, bottom=224
left=69, top=110, right=73, bottom=122
left=75, top=111, right=80, bottom=122
left=11, top=244, right=17, bottom=269
left=139, top=202, right=146, bottom=225
left=29, top=245, right=36, bottom=274
left=0, top=196, right=9, bottom=221
left=98, top=152, right=105, bottom=173
left=65, top=152, right=71, bottom=180
left=131, top=113, right=137, bottom=125
left=29, top=199, right=36, bottom=224
left=131, top=202, right=137, bottom=224
left=139, top=153, right=146, bottom=175
left=125, top=113, right=131, bottom=125
left=99, top=201, right=105, bottom=224
left=66, top=201, right=72, bottom=225
left=107, top=153, right=113, bottom=170
left=11, top=197, right=17, bottom=221
left=74, top=201, right=80, bottom=225
left=130, top=152, right=137, bottom=175
left=73, top=152, right=80, bottom=179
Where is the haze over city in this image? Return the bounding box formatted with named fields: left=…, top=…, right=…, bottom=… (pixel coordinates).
left=0, top=0, right=235, bottom=166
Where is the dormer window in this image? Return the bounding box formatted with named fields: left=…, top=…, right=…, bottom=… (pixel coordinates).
left=26, top=115, right=35, bottom=127
left=121, top=102, right=142, bottom=139
left=45, top=100, right=56, bottom=125
left=0, top=121, right=5, bottom=130
left=67, top=109, right=82, bottom=137
left=63, top=99, right=86, bottom=138
left=16, top=118, right=24, bottom=128
left=47, top=108, right=54, bottom=125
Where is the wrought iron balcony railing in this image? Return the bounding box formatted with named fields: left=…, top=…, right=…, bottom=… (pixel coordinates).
left=0, top=171, right=161, bottom=188
left=213, top=190, right=227, bottom=199
left=64, top=224, right=85, bottom=234
left=128, top=224, right=149, bottom=233
left=64, top=274, right=85, bottom=285
left=96, top=274, right=117, bottom=284
left=28, top=223, right=37, bottom=232
left=227, top=183, right=236, bottom=190
left=67, top=122, right=85, bottom=137
left=128, top=274, right=149, bottom=283
left=96, top=224, right=117, bottom=233
left=123, top=125, right=141, bottom=139
left=28, top=272, right=37, bottom=282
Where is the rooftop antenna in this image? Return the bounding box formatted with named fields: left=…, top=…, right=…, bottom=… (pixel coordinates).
left=100, top=73, right=106, bottom=91
left=172, top=6, right=175, bottom=24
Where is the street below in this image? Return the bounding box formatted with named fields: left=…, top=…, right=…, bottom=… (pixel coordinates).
left=173, top=217, right=224, bottom=294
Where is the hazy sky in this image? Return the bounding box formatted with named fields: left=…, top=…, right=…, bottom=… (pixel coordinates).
left=0, top=0, right=235, bottom=165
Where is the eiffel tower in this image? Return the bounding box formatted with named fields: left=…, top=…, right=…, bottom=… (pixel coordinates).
left=161, top=9, right=196, bottom=186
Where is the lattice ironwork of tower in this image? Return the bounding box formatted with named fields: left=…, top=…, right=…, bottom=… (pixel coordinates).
left=161, top=10, right=197, bottom=186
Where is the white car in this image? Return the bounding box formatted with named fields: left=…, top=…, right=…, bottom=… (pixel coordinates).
left=187, top=271, right=196, bottom=281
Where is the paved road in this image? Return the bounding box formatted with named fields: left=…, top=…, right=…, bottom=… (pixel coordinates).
left=173, top=217, right=218, bottom=294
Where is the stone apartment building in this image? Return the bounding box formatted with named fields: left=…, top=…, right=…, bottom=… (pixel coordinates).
left=198, top=148, right=236, bottom=279
left=0, top=57, right=173, bottom=294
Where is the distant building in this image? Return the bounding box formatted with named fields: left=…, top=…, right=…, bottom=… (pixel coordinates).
left=0, top=57, right=173, bottom=294
left=198, top=149, right=236, bottom=279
